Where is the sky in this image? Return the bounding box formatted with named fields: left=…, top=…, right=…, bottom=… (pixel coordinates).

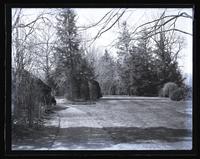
left=12, top=8, right=193, bottom=74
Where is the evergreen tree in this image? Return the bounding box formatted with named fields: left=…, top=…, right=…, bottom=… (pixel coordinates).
left=54, top=9, right=96, bottom=100
left=132, top=29, right=158, bottom=96
left=116, top=26, right=158, bottom=96
left=54, top=9, right=83, bottom=99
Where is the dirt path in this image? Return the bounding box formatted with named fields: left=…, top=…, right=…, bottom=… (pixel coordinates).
left=49, top=104, right=115, bottom=150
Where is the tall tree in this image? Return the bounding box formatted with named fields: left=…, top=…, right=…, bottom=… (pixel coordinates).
left=132, top=29, right=158, bottom=96
left=54, top=8, right=81, bottom=99
left=54, top=8, right=95, bottom=100
left=115, top=22, right=131, bottom=94
left=153, top=22, right=185, bottom=88
left=116, top=21, right=132, bottom=65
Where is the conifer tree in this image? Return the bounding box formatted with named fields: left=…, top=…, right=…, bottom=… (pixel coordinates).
left=55, top=9, right=83, bottom=99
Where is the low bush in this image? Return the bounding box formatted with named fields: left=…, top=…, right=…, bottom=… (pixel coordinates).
left=162, top=82, right=178, bottom=97
left=170, top=88, right=185, bottom=101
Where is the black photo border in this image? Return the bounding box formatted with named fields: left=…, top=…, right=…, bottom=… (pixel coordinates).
left=1, top=0, right=200, bottom=159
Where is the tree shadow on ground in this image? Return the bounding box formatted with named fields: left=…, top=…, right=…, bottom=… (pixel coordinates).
left=103, top=127, right=192, bottom=143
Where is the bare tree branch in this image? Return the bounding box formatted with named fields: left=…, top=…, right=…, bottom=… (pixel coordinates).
left=141, top=28, right=192, bottom=40
left=89, top=9, right=127, bottom=46
left=78, top=9, right=114, bottom=31
left=130, top=11, right=192, bottom=36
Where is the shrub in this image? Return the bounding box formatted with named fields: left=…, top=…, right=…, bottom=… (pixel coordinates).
left=162, top=82, right=178, bottom=97
left=170, top=88, right=185, bottom=101
left=12, top=69, right=56, bottom=127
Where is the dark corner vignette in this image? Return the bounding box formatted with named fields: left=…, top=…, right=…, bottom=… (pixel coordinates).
left=5, top=3, right=12, bottom=156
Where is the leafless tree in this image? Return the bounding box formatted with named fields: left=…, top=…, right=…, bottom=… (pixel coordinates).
left=12, top=8, right=55, bottom=127
left=33, top=25, right=57, bottom=83
left=78, top=8, right=127, bottom=46
left=78, top=9, right=192, bottom=45
left=131, top=10, right=192, bottom=39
